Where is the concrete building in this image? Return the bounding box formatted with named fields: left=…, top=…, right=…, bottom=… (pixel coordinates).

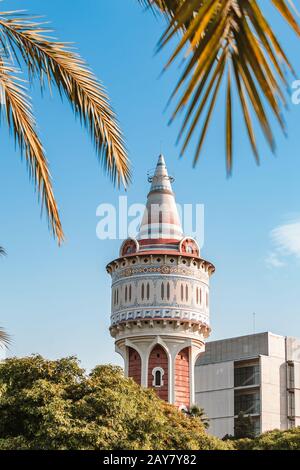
left=195, top=332, right=300, bottom=438
left=106, top=154, right=215, bottom=408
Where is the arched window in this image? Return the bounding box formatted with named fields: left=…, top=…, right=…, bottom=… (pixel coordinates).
left=181, top=284, right=184, bottom=302
left=116, top=288, right=119, bottom=305
left=200, top=288, right=202, bottom=304
left=206, top=292, right=209, bottom=307
left=185, top=284, right=189, bottom=302
left=146, top=283, right=150, bottom=300
left=196, top=288, right=199, bottom=304
left=167, top=282, right=170, bottom=300
left=155, top=370, right=162, bottom=386
left=129, top=285, right=132, bottom=302
left=161, top=282, right=164, bottom=300
left=152, top=367, right=164, bottom=387
left=141, top=283, right=145, bottom=301
left=125, top=285, right=128, bottom=303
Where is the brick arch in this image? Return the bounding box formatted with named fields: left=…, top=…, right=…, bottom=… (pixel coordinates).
left=128, top=347, right=141, bottom=385
left=148, top=344, right=168, bottom=401
left=175, top=347, right=190, bottom=408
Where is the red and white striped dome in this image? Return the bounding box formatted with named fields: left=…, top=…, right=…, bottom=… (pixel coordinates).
left=137, top=154, right=183, bottom=253
left=119, top=154, right=200, bottom=257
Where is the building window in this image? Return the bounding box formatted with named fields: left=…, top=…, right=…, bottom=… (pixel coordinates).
left=181, top=284, right=184, bottom=302
left=234, top=416, right=260, bottom=437
left=287, top=362, right=295, bottom=389
left=185, top=284, right=188, bottom=302
left=129, top=285, right=132, bottom=302
left=167, top=282, right=170, bottom=300
left=288, top=419, right=295, bottom=429
left=146, top=283, right=150, bottom=300
left=155, top=370, right=161, bottom=386
left=161, top=283, right=165, bottom=300
left=196, top=288, right=198, bottom=304
left=234, top=390, right=260, bottom=415
left=288, top=391, right=295, bottom=417
left=141, top=283, right=145, bottom=301
left=200, top=288, right=202, bottom=304
left=152, top=367, right=164, bottom=387
left=234, top=364, right=260, bottom=388
left=125, top=285, right=128, bottom=303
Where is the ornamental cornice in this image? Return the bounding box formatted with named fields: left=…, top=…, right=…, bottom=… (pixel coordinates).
left=111, top=264, right=209, bottom=282
left=106, top=254, right=215, bottom=277
left=110, top=307, right=209, bottom=328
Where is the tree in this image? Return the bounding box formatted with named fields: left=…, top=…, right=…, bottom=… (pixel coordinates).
left=0, top=355, right=230, bottom=450
left=0, top=248, right=9, bottom=349
left=185, top=404, right=209, bottom=429
left=139, top=1, right=300, bottom=172
left=234, top=411, right=256, bottom=439
left=0, top=9, right=130, bottom=244
left=234, top=427, right=300, bottom=450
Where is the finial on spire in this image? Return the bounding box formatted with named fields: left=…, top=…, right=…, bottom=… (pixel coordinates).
left=147, top=154, right=174, bottom=185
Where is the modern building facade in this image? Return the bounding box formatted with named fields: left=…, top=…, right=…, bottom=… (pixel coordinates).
left=106, top=154, right=215, bottom=408
left=195, top=332, right=300, bottom=438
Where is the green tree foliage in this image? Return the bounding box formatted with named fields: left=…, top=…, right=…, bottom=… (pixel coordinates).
left=185, top=405, right=209, bottom=429
left=235, top=427, right=300, bottom=450
left=0, top=355, right=230, bottom=450
left=234, top=411, right=256, bottom=439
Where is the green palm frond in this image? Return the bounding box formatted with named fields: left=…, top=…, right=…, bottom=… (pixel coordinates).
left=0, top=61, right=63, bottom=242
left=0, top=327, right=10, bottom=348
left=0, top=10, right=130, bottom=243
left=140, top=0, right=300, bottom=172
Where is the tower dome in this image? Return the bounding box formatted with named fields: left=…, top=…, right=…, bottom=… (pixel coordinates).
left=106, top=154, right=215, bottom=408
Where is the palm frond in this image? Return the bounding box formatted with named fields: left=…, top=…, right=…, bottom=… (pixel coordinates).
left=0, top=61, right=64, bottom=242
left=0, top=12, right=130, bottom=187
left=0, top=246, right=6, bottom=256
left=0, top=327, right=10, bottom=348
left=140, top=0, right=300, bottom=172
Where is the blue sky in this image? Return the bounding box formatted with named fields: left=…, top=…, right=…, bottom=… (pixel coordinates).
left=0, top=0, right=300, bottom=369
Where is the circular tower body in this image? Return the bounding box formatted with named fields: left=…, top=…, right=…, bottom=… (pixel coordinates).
left=106, top=155, right=215, bottom=409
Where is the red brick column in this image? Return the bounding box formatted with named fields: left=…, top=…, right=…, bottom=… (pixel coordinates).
left=175, top=347, right=190, bottom=408
left=128, top=347, right=141, bottom=385
left=148, top=345, right=168, bottom=401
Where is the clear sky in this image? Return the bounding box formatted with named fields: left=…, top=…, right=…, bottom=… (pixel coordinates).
left=0, top=0, right=300, bottom=369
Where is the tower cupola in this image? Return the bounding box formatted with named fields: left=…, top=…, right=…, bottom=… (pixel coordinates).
left=106, top=154, right=215, bottom=409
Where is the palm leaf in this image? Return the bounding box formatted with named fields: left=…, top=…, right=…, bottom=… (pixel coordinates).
left=226, top=66, right=232, bottom=174
left=0, top=327, right=10, bottom=348
left=0, top=12, right=130, bottom=187
left=0, top=61, right=63, bottom=242
left=140, top=0, right=300, bottom=172
left=0, top=11, right=130, bottom=242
